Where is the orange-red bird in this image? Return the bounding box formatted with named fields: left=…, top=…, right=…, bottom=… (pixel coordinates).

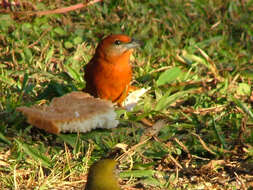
left=84, top=34, right=140, bottom=104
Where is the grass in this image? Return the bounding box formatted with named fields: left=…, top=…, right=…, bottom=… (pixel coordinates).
left=1, top=0, right=253, bottom=189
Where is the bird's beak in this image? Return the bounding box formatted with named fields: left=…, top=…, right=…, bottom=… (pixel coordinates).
left=124, top=39, right=141, bottom=50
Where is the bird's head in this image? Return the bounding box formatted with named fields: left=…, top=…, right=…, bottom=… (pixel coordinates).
left=95, top=34, right=140, bottom=62
left=85, top=159, right=121, bottom=190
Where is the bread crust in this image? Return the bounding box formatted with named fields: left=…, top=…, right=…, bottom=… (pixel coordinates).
left=17, top=92, right=118, bottom=134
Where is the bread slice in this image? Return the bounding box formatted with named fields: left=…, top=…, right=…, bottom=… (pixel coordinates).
left=122, top=87, right=150, bottom=111
left=17, top=92, right=119, bottom=134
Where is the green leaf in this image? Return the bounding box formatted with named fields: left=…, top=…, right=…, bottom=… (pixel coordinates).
left=24, top=48, right=33, bottom=61
left=64, top=65, right=83, bottom=82
left=155, top=88, right=197, bottom=111
left=120, top=170, right=155, bottom=178
left=45, top=46, right=54, bottom=64
left=15, top=139, right=52, bottom=168
left=64, top=41, right=73, bottom=49
left=73, top=36, right=83, bottom=45
left=20, top=73, right=29, bottom=91
left=0, top=75, right=17, bottom=86
left=0, top=14, right=14, bottom=31
left=241, top=70, right=253, bottom=79
left=156, top=67, right=182, bottom=86
left=58, top=134, right=77, bottom=148
left=212, top=118, right=227, bottom=149
left=22, top=23, right=32, bottom=32
left=0, top=132, right=11, bottom=145
left=237, top=83, right=251, bottom=96
left=141, top=177, right=162, bottom=187
left=54, top=27, right=66, bottom=36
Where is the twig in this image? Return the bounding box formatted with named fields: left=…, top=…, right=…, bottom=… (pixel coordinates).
left=14, top=164, right=18, bottom=190
left=174, top=137, right=191, bottom=163
left=196, top=46, right=222, bottom=82
left=167, top=154, right=183, bottom=169
left=64, top=142, right=73, bottom=173
left=169, top=78, right=214, bottom=87
left=237, top=116, right=247, bottom=144
left=27, top=27, right=52, bottom=48
left=0, top=0, right=36, bottom=12
left=150, top=66, right=171, bottom=74
left=234, top=172, right=247, bottom=190
left=140, top=118, right=153, bottom=127
left=15, top=0, right=102, bottom=16
left=38, top=0, right=102, bottom=16
left=84, top=141, right=94, bottom=177
left=0, top=0, right=19, bottom=9
left=191, top=132, right=217, bottom=155
left=117, top=137, right=151, bottom=165
left=211, top=20, right=221, bottom=29
left=181, top=105, right=226, bottom=116
left=140, top=120, right=166, bottom=141
left=191, top=154, right=210, bottom=161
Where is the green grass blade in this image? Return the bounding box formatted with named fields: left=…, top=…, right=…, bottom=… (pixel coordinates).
left=156, top=67, right=182, bottom=86
left=58, top=134, right=78, bottom=148
left=232, top=97, right=253, bottom=120
left=120, top=169, right=156, bottom=178
left=15, top=139, right=52, bottom=168
left=64, top=65, right=83, bottom=83
left=212, top=118, right=227, bottom=149
left=155, top=88, right=197, bottom=111
left=0, top=132, right=11, bottom=145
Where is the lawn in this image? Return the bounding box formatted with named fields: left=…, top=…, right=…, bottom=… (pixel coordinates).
left=0, top=0, right=253, bottom=189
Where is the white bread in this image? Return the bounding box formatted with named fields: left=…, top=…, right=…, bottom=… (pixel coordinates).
left=122, top=87, right=150, bottom=111
left=16, top=92, right=119, bottom=134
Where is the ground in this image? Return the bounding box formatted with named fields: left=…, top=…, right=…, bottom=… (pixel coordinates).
left=0, top=0, right=253, bottom=189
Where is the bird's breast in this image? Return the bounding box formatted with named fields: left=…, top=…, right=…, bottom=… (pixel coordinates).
left=93, top=58, right=132, bottom=101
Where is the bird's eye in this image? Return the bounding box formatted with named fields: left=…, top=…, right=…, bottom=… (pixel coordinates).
left=114, top=40, right=121, bottom=45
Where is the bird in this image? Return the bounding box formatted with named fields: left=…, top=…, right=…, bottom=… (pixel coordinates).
left=85, top=159, right=121, bottom=190
left=84, top=34, right=140, bottom=105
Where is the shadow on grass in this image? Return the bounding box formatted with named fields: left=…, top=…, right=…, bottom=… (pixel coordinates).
left=37, top=78, right=79, bottom=101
